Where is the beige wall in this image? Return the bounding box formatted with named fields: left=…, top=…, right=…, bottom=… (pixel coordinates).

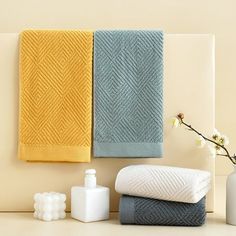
left=0, top=0, right=230, bottom=211
left=0, top=0, right=233, bottom=175
left=0, top=33, right=215, bottom=211
left=1, top=0, right=233, bottom=175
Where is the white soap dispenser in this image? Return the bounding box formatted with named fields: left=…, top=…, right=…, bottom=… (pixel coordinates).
left=71, top=169, right=110, bottom=222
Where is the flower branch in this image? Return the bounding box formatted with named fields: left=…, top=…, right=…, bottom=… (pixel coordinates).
left=172, top=113, right=236, bottom=165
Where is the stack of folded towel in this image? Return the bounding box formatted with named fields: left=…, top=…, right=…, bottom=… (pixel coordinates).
left=115, top=165, right=211, bottom=226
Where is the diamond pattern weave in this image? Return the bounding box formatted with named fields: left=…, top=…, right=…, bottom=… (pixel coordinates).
left=94, top=30, right=163, bottom=157
left=119, top=195, right=206, bottom=226
left=19, top=30, right=93, bottom=162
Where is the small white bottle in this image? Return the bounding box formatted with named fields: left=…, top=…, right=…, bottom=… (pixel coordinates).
left=71, top=169, right=110, bottom=222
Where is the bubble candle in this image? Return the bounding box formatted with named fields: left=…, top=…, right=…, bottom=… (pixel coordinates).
left=33, top=192, right=66, bottom=221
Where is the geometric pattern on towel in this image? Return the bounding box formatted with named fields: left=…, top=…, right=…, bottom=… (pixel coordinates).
left=94, top=30, right=163, bottom=156
left=115, top=165, right=211, bottom=203
left=19, top=30, right=93, bottom=162
left=119, top=195, right=206, bottom=226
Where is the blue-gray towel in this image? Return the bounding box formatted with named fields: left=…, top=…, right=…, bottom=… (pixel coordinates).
left=119, top=195, right=206, bottom=226
left=94, top=30, right=164, bottom=157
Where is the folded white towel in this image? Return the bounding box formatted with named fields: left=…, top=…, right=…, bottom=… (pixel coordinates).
left=115, top=165, right=211, bottom=203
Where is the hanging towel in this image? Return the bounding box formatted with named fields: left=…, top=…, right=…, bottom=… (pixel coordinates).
left=115, top=165, right=211, bottom=203
left=93, top=30, right=164, bottom=157
left=18, top=30, right=93, bottom=162
left=119, top=195, right=206, bottom=226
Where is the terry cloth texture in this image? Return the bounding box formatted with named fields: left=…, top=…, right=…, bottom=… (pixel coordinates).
left=119, top=195, right=206, bottom=226
left=19, top=30, right=93, bottom=162
left=115, top=165, right=211, bottom=203
left=93, top=30, right=164, bottom=157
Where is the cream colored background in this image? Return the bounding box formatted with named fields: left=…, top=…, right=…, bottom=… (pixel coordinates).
left=0, top=33, right=215, bottom=212
left=0, top=0, right=219, bottom=210
left=0, top=0, right=233, bottom=175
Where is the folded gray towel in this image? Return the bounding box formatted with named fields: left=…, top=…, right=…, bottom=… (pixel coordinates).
left=119, top=195, right=206, bottom=226
left=93, top=30, right=164, bottom=157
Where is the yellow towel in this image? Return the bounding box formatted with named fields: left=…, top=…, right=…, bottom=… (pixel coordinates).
left=19, top=30, right=93, bottom=162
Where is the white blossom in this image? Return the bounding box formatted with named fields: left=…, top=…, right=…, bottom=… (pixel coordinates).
left=207, top=144, right=216, bottom=158
left=213, top=128, right=221, bottom=137
left=171, top=117, right=180, bottom=128
left=195, top=136, right=206, bottom=148
left=220, top=135, right=229, bottom=146
left=212, top=128, right=221, bottom=141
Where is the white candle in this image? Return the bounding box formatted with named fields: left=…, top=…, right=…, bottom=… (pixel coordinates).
left=33, top=192, right=66, bottom=221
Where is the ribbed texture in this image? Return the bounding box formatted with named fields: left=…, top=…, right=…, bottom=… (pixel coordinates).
left=115, top=165, right=211, bottom=203
left=19, top=30, right=93, bottom=162
left=93, top=30, right=163, bottom=157
left=119, top=195, right=206, bottom=226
